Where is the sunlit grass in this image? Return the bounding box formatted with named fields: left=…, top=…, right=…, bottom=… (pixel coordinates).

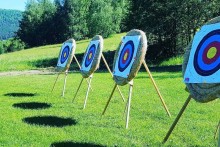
left=0, top=71, right=218, bottom=146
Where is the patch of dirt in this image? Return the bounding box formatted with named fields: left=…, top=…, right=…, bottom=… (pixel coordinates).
left=0, top=70, right=57, bottom=76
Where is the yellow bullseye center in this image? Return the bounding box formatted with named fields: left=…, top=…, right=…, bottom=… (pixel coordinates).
left=89, top=53, right=92, bottom=59
left=124, top=52, right=128, bottom=60
left=207, top=47, right=217, bottom=59
left=64, top=52, right=67, bottom=58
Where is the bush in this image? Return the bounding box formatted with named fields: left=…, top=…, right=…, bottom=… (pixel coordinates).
left=0, top=38, right=26, bottom=54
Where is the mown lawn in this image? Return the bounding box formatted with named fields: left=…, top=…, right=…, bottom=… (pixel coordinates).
left=0, top=33, right=125, bottom=72
left=0, top=71, right=218, bottom=146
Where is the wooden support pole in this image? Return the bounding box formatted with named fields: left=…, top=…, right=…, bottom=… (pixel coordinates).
left=61, top=71, right=68, bottom=97
left=214, top=120, right=220, bottom=139
left=163, top=95, right=192, bottom=143
left=73, top=54, right=93, bottom=91
left=73, top=55, right=81, bottom=69
left=72, top=78, right=84, bottom=102
left=102, top=83, right=117, bottom=115
left=101, top=54, right=125, bottom=102
left=143, top=61, right=171, bottom=117
left=83, top=75, right=92, bottom=109
left=125, top=80, right=133, bottom=129
left=51, top=73, right=60, bottom=92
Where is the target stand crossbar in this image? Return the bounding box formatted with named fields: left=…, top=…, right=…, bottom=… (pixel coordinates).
left=101, top=53, right=125, bottom=102
left=51, top=54, right=93, bottom=97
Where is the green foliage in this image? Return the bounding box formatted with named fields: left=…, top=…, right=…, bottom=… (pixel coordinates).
left=0, top=72, right=218, bottom=146
left=126, top=0, right=220, bottom=62
left=87, top=0, right=127, bottom=38
left=0, top=39, right=25, bottom=54
left=16, top=0, right=56, bottom=47
left=16, top=0, right=127, bottom=47
left=0, top=9, right=22, bottom=40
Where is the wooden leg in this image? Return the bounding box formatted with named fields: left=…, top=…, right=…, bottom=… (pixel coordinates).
left=214, top=120, right=220, bottom=139
left=73, top=55, right=81, bottom=69
left=163, top=95, right=192, bottom=143
left=51, top=73, right=60, bottom=92
left=72, top=78, right=84, bottom=102
left=125, top=81, right=133, bottom=129
left=101, top=54, right=125, bottom=102
left=102, top=83, right=117, bottom=115
left=73, top=55, right=93, bottom=91
left=61, top=71, right=68, bottom=97
left=218, top=130, right=220, bottom=147
left=143, top=61, right=171, bottom=117
left=83, top=75, right=92, bottom=109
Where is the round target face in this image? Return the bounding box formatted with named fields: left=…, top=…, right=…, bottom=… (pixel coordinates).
left=85, top=44, right=96, bottom=67
left=194, top=30, right=220, bottom=76
left=60, top=46, right=70, bottom=64
left=118, top=41, right=134, bottom=72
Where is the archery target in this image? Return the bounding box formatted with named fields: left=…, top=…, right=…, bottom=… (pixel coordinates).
left=184, top=23, right=220, bottom=83
left=114, top=36, right=140, bottom=78
left=56, top=39, right=76, bottom=72
left=81, top=40, right=100, bottom=72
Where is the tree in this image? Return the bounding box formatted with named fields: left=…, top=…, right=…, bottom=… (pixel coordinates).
left=53, top=0, right=89, bottom=41
left=87, top=0, right=128, bottom=38
left=16, top=0, right=56, bottom=47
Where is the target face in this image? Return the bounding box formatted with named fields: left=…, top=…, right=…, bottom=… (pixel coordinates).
left=184, top=23, right=220, bottom=83
left=81, top=40, right=100, bottom=72
left=85, top=44, right=96, bottom=67
left=60, top=46, right=70, bottom=64
left=113, top=36, right=141, bottom=78
left=57, top=42, right=74, bottom=70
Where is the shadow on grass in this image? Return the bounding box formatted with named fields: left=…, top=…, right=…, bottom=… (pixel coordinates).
left=50, top=141, right=105, bottom=147
left=4, top=93, right=36, bottom=97
left=140, top=65, right=182, bottom=73
left=13, top=102, right=51, bottom=110
left=136, top=73, right=182, bottom=80
left=23, top=116, right=77, bottom=127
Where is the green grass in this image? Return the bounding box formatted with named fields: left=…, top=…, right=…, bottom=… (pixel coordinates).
left=0, top=33, right=125, bottom=72
left=159, top=56, right=183, bottom=66
left=0, top=71, right=219, bottom=146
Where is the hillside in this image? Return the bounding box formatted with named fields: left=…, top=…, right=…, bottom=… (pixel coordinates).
left=0, top=9, right=22, bottom=40
left=0, top=32, right=184, bottom=72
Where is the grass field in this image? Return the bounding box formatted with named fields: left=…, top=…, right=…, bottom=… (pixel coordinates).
left=0, top=33, right=126, bottom=72
left=0, top=71, right=219, bottom=146
left=0, top=33, right=219, bottom=146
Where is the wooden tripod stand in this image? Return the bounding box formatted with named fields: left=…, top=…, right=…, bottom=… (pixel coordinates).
left=51, top=54, right=92, bottom=97
left=102, top=60, right=171, bottom=128
left=72, top=54, right=125, bottom=109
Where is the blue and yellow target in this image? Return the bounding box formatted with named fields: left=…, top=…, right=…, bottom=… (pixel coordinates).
left=118, top=41, right=134, bottom=72
left=60, top=46, right=70, bottom=64
left=85, top=44, right=96, bottom=68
